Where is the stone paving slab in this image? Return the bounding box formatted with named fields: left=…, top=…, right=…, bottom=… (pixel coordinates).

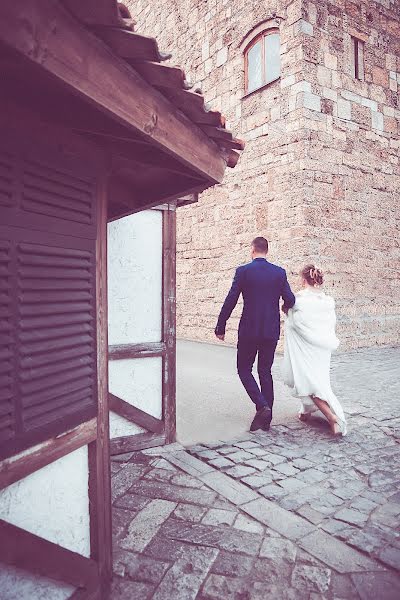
left=110, top=348, right=400, bottom=599
left=185, top=347, right=400, bottom=575
left=110, top=447, right=400, bottom=599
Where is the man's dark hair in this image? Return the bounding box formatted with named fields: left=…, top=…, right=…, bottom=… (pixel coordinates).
left=251, top=237, right=269, bottom=254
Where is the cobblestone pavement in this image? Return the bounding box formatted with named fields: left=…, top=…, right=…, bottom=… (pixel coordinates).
left=110, top=348, right=400, bottom=599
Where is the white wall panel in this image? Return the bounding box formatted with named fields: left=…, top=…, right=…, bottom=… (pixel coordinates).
left=0, top=445, right=90, bottom=599
left=107, top=210, right=163, bottom=345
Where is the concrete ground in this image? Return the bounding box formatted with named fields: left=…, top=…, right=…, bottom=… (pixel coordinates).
left=177, top=339, right=311, bottom=445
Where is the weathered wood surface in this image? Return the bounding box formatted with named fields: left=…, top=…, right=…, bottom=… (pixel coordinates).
left=0, top=418, right=97, bottom=491
left=0, top=519, right=98, bottom=589
left=108, top=342, right=166, bottom=360
left=109, top=394, right=164, bottom=434
left=110, top=432, right=166, bottom=455
left=0, top=0, right=226, bottom=184
left=162, top=206, right=177, bottom=444
left=63, top=0, right=121, bottom=27
left=92, top=179, right=112, bottom=597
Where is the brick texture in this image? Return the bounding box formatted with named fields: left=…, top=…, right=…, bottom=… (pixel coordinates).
left=129, top=0, right=400, bottom=349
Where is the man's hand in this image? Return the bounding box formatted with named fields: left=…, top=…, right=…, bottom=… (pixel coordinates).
left=215, top=333, right=225, bottom=341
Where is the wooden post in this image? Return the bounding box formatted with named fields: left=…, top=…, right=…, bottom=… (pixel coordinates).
left=162, top=204, right=177, bottom=444
left=88, top=176, right=112, bottom=598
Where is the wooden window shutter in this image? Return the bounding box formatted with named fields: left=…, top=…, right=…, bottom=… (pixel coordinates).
left=0, top=132, right=98, bottom=459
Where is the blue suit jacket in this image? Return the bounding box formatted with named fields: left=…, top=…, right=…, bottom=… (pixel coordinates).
left=215, top=258, right=295, bottom=341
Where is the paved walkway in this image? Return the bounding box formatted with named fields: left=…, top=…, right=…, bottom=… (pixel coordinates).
left=110, top=347, right=400, bottom=599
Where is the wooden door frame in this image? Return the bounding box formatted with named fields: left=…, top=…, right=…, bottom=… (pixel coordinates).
left=107, top=203, right=177, bottom=454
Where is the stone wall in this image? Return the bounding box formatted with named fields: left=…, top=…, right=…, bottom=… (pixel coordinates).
left=129, top=0, right=400, bottom=349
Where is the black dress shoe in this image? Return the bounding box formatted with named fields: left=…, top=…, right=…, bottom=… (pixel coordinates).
left=250, top=406, right=272, bottom=432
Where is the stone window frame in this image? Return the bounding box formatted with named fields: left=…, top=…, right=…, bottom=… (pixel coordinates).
left=240, top=18, right=282, bottom=98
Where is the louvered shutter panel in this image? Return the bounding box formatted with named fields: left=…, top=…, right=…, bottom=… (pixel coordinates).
left=0, top=133, right=99, bottom=459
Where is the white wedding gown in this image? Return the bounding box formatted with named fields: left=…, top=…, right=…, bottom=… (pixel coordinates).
left=282, top=288, right=347, bottom=435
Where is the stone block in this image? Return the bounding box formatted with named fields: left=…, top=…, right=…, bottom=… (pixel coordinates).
left=202, top=40, right=209, bottom=61
left=324, top=53, right=338, bottom=70
left=281, top=74, right=296, bottom=88
left=199, top=470, right=259, bottom=505
left=242, top=497, right=314, bottom=540
left=291, top=564, right=331, bottom=593
left=152, top=545, right=218, bottom=600
left=295, top=20, right=314, bottom=36
left=337, top=98, right=351, bottom=120
left=216, top=46, right=228, bottom=67
left=210, top=550, right=254, bottom=577
left=290, top=80, right=312, bottom=95
left=335, top=508, right=369, bottom=527
left=120, top=499, right=176, bottom=552
left=166, top=451, right=214, bottom=477
left=208, top=456, right=235, bottom=469
left=112, top=464, right=146, bottom=502
left=259, top=536, right=297, bottom=562
left=110, top=577, right=154, bottom=600
left=173, top=503, right=208, bottom=523
left=233, top=513, right=264, bottom=534
left=129, top=479, right=217, bottom=507
left=299, top=530, right=384, bottom=573
left=317, top=65, right=331, bottom=87
left=352, top=572, right=400, bottom=600
left=225, top=465, right=256, bottom=479
left=202, top=508, right=236, bottom=526
left=302, top=92, right=321, bottom=112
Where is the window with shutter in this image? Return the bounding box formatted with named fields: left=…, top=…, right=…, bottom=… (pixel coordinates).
left=0, top=134, right=98, bottom=459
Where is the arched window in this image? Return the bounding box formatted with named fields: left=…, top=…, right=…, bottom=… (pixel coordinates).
left=244, top=29, right=280, bottom=94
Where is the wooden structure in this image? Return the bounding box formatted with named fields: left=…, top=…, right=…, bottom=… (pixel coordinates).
left=0, top=1, right=243, bottom=599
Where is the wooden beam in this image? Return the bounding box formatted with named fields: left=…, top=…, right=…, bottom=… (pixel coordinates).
left=107, top=182, right=209, bottom=222
left=110, top=432, right=166, bottom=455
left=0, top=519, right=98, bottom=589
left=0, top=0, right=226, bottom=184
left=91, top=177, right=112, bottom=598
left=162, top=206, right=177, bottom=444
left=109, top=394, right=164, bottom=434
left=0, top=418, right=97, bottom=491
left=108, top=342, right=166, bottom=360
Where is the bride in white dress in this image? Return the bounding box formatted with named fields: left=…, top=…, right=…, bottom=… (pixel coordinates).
left=282, top=265, right=347, bottom=436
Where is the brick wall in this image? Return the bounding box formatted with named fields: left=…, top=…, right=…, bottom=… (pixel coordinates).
left=129, top=0, right=400, bottom=349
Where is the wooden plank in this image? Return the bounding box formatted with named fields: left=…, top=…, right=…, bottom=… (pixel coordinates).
left=133, top=61, right=186, bottom=89
left=63, top=0, right=121, bottom=27
left=110, top=432, right=166, bottom=455
left=108, top=342, right=166, bottom=360
left=200, top=126, right=233, bottom=141
left=109, top=393, right=164, bottom=434
left=92, top=178, right=112, bottom=597
left=93, top=28, right=162, bottom=62
left=0, top=418, right=97, bottom=491
left=165, top=89, right=224, bottom=127
left=162, top=206, right=177, bottom=444
left=0, top=519, right=98, bottom=588
left=0, top=1, right=226, bottom=184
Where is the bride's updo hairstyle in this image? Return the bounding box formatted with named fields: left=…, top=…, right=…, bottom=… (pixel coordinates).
left=301, top=264, right=323, bottom=287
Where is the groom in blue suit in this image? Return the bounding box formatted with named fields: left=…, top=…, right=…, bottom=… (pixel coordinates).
left=215, top=237, right=295, bottom=432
